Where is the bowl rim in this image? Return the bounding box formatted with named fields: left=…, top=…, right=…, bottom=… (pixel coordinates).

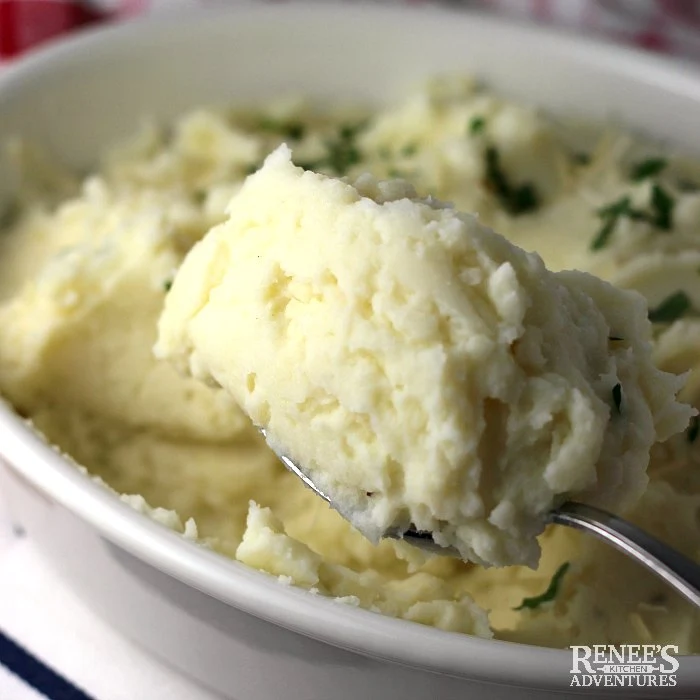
left=0, top=2, right=699, bottom=691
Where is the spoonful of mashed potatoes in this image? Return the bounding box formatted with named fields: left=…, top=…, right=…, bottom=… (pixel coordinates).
left=155, top=145, right=693, bottom=571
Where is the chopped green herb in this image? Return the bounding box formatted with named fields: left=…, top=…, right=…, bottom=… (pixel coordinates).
left=612, top=383, right=623, bottom=414
left=245, top=163, right=259, bottom=175
left=339, top=122, right=365, bottom=141
left=510, top=184, right=538, bottom=214
left=387, top=168, right=404, bottom=179
left=0, top=198, right=20, bottom=230
left=163, top=280, right=173, bottom=292
left=608, top=335, right=624, bottom=341
left=400, top=143, right=418, bottom=157
left=319, top=122, right=365, bottom=175
left=677, top=179, right=699, bottom=193
left=514, top=562, right=570, bottom=611
left=649, top=184, right=674, bottom=230
left=648, top=290, right=692, bottom=324
left=573, top=152, right=591, bottom=165
left=687, top=415, right=699, bottom=444
left=469, top=116, right=486, bottom=135
left=591, top=196, right=631, bottom=250
left=591, top=185, right=675, bottom=251
left=257, top=117, right=306, bottom=140
left=590, top=216, right=619, bottom=251
left=630, top=157, right=667, bottom=182
left=483, top=146, right=539, bottom=215
left=286, top=123, right=306, bottom=141
left=597, top=196, right=632, bottom=220
left=290, top=122, right=367, bottom=176
left=192, top=189, right=207, bottom=204
left=327, top=127, right=363, bottom=173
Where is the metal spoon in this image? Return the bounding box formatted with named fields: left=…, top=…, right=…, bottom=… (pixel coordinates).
left=262, top=429, right=700, bottom=609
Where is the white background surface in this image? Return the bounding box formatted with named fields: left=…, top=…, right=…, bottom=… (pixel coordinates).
left=0, top=499, right=223, bottom=700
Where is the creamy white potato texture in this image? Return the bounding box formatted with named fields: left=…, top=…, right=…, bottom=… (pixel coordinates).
left=156, top=145, right=690, bottom=568
left=2, top=77, right=700, bottom=649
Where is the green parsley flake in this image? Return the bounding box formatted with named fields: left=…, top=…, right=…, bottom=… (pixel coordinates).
left=257, top=118, right=306, bottom=141
left=612, top=383, right=623, bottom=414
left=590, top=185, right=675, bottom=250
left=591, top=196, right=630, bottom=250
left=514, top=562, right=570, bottom=611
left=648, top=290, right=692, bottom=324
left=469, top=116, right=486, bottom=135
left=678, top=179, right=699, bottom=193
left=650, top=184, right=674, bottom=230
left=319, top=123, right=365, bottom=175
left=590, top=216, right=617, bottom=251
left=630, top=158, right=667, bottom=182
left=192, top=189, right=207, bottom=205
left=483, top=146, right=539, bottom=215
left=687, top=415, right=699, bottom=444
left=597, top=196, right=632, bottom=219
left=0, top=198, right=20, bottom=231
left=401, top=143, right=418, bottom=157
left=163, top=280, right=173, bottom=292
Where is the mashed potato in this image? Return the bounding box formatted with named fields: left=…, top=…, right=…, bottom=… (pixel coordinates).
left=156, top=145, right=690, bottom=568
left=2, top=76, right=700, bottom=649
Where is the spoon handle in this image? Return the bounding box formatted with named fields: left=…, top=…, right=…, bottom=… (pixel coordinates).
left=549, top=501, right=700, bottom=609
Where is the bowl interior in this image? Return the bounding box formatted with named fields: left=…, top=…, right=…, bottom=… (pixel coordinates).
left=1, top=3, right=699, bottom=193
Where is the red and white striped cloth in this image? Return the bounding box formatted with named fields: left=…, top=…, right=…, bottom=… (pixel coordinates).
left=1, top=0, right=700, bottom=63
left=483, top=0, right=700, bottom=59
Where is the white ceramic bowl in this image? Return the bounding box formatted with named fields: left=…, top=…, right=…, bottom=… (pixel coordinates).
left=1, top=5, right=700, bottom=699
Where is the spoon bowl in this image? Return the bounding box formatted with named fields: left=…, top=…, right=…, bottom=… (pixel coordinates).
left=260, top=427, right=700, bottom=609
